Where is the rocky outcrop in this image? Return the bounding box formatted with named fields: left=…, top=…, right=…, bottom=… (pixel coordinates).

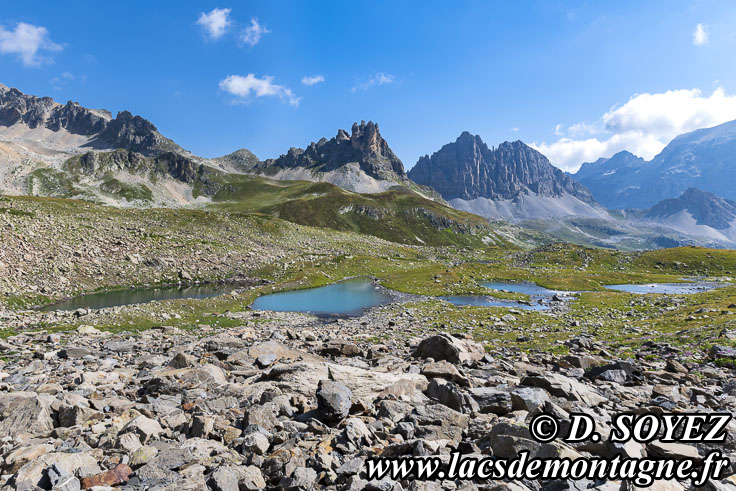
left=408, top=133, right=605, bottom=220
left=65, top=149, right=223, bottom=192
left=0, top=84, right=179, bottom=156
left=259, top=121, right=406, bottom=182
left=89, top=110, right=180, bottom=155
left=409, top=133, right=594, bottom=202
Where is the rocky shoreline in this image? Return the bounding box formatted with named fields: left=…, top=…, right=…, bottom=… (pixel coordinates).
left=1, top=303, right=735, bottom=491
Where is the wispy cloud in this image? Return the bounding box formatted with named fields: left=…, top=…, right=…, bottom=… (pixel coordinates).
left=50, top=71, right=74, bottom=90
left=352, top=72, right=396, bottom=92
left=241, top=18, right=269, bottom=47
left=219, top=74, right=300, bottom=106
left=301, top=74, right=325, bottom=86
left=0, top=22, right=61, bottom=66
left=533, top=88, right=736, bottom=172
left=693, top=23, right=708, bottom=46
left=196, top=8, right=232, bottom=40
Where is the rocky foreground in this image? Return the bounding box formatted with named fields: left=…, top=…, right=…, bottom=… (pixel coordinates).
left=1, top=308, right=735, bottom=491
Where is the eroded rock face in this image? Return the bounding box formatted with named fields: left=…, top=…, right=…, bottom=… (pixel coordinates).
left=0, top=84, right=179, bottom=156
left=261, top=120, right=407, bottom=181
left=408, top=132, right=594, bottom=202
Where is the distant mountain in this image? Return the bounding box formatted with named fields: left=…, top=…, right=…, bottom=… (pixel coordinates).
left=242, top=121, right=434, bottom=196
left=408, top=132, right=608, bottom=220
left=572, top=119, right=736, bottom=209
left=641, top=187, right=736, bottom=243
left=573, top=151, right=646, bottom=208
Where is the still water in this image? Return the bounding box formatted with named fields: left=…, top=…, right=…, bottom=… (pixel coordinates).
left=604, top=282, right=723, bottom=294
left=441, top=281, right=574, bottom=310
left=250, top=277, right=392, bottom=316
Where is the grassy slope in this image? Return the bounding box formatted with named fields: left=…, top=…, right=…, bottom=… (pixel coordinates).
left=3, top=195, right=736, bottom=364
left=206, top=174, right=497, bottom=247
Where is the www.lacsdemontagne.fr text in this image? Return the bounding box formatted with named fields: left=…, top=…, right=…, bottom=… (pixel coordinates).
left=366, top=450, right=730, bottom=486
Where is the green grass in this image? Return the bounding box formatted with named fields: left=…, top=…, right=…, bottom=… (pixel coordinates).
left=206, top=175, right=498, bottom=247
left=99, top=177, right=153, bottom=202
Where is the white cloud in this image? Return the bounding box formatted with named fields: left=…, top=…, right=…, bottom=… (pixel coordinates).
left=196, top=8, right=232, bottom=40
left=301, top=74, right=325, bottom=86
left=693, top=23, right=708, bottom=46
left=352, top=72, right=396, bottom=92
left=0, top=22, right=61, bottom=66
left=533, top=88, right=736, bottom=172
left=219, top=74, right=300, bottom=106
left=241, top=18, right=269, bottom=47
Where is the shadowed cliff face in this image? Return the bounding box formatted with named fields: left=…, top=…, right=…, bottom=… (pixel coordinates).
left=264, top=120, right=407, bottom=181
left=408, top=132, right=595, bottom=202
left=0, top=84, right=179, bottom=156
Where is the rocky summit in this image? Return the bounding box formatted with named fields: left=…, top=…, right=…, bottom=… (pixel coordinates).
left=408, top=133, right=607, bottom=220
left=0, top=84, right=180, bottom=157
left=246, top=121, right=417, bottom=194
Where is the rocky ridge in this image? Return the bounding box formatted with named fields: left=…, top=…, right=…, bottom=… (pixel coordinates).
left=0, top=84, right=180, bottom=156
left=408, top=133, right=607, bottom=220
left=641, top=188, right=736, bottom=244
left=262, top=121, right=406, bottom=181
left=244, top=121, right=431, bottom=195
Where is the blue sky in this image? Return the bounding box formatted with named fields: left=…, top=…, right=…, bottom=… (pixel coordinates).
left=2, top=1, right=736, bottom=171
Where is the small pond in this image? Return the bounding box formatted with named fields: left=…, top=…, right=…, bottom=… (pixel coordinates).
left=250, top=277, right=393, bottom=316
left=38, top=284, right=238, bottom=312
left=604, top=282, right=724, bottom=295
left=441, top=281, right=577, bottom=311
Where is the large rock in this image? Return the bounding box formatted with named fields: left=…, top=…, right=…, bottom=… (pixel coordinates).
left=521, top=373, right=606, bottom=406
left=12, top=452, right=100, bottom=489
left=316, top=380, right=352, bottom=425
left=469, top=387, right=513, bottom=415
left=261, top=361, right=427, bottom=400
left=413, top=334, right=485, bottom=364
left=0, top=392, right=54, bottom=438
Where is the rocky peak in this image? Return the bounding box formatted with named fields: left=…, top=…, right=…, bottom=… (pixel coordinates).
left=645, top=187, right=736, bottom=230
left=265, top=121, right=406, bottom=180
left=0, top=83, right=180, bottom=156
left=350, top=120, right=382, bottom=155
left=409, top=133, right=594, bottom=202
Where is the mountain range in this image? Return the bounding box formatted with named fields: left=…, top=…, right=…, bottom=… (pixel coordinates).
left=573, top=119, right=736, bottom=209
left=3, top=82, right=736, bottom=250
left=0, top=84, right=498, bottom=248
